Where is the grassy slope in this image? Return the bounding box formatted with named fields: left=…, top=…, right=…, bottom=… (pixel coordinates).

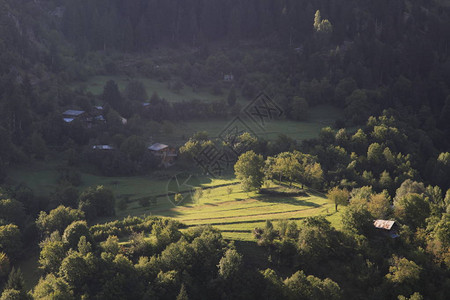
left=72, top=75, right=231, bottom=103
left=114, top=179, right=341, bottom=241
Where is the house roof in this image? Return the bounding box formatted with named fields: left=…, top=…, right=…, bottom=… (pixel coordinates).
left=92, top=145, right=114, bottom=150
left=63, top=110, right=85, bottom=116
left=95, top=115, right=105, bottom=121
left=148, top=143, right=168, bottom=151
left=373, top=220, right=396, bottom=230
left=63, top=118, right=75, bottom=123
left=94, top=106, right=103, bottom=110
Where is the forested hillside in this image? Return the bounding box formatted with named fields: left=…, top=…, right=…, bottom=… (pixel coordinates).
left=0, top=0, right=449, bottom=299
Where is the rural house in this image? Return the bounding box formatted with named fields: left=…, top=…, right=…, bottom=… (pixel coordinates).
left=148, top=143, right=177, bottom=167
left=62, top=109, right=85, bottom=123
left=373, top=220, right=399, bottom=238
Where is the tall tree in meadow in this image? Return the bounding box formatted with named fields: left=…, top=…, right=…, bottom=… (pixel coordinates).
left=235, top=151, right=264, bottom=192
left=102, top=80, right=123, bottom=111
left=327, top=187, right=349, bottom=212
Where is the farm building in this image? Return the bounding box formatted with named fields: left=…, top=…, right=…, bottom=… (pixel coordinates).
left=148, top=143, right=177, bottom=167
left=373, top=220, right=399, bottom=238
left=223, top=74, right=234, bottom=81
left=92, top=145, right=114, bottom=150
left=62, top=110, right=85, bottom=123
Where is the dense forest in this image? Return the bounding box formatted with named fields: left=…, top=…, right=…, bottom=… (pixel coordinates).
left=0, top=0, right=449, bottom=299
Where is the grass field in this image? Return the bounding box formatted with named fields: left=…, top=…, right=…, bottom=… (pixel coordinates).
left=72, top=75, right=231, bottom=103
left=147, top=104, right=342, bottom=146
left=8, top=160, right=342, bottom=241
left=112, top=178, right=342, bottom=241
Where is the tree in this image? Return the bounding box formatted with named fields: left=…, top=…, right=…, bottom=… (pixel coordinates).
left=0, top=225, right=22, bottom=259
left=39, top=238, right=66, bottom=274
left=125, top=80, right=148, bottom=102
left=368, top=192, right=392, bottom=219
left=327, top=187, right=349, bottom=211
left=0, top=252, right=10, bottom=282
left=32, top=274, right=74, bottom=300
left=313, top=10, right=333, bottom=34
left=386, top=256, right=421, bottom=294
left=100, top=235, right=120, bottom=256
left=59, top=251, right=91, bottom=293
left=78, top=186, right=115, bottom=220
left=234, top=151, right=264, bottom=192
left=176, top=284, right=189, bottom=300
left=226, top=187, right=233, bottom=198
left=36, top=205, right=84, bottom=236
left=120, top=135, right=146, bottom=162
left=0, top=199, right=26, bottom=227
left=227, top=86, right=237, bottom=107
left=398, top=292, right=423, bottom=300
left=342, top=203, right=374, bottom=236
left=192, top=188, right=203, bottom=204
left=218, top=248, right=243, bottom=280
left=30, top=131, right=48, bottom=159
left=4, top=268, right=26, bottom=295
left=290, top=97, right=309, bottom=121
left=174, top=193, right=183, bottom=205
left=394, top=180, right=426, bottom=205
left=394, top=194, right=430, bottom=229
left=62, top=221, right=91, bottom=250
left=102, top=80, right=122, bottom=111
left=270, top=152, right=302, bottom=185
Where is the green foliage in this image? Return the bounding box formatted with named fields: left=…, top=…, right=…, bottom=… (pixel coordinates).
left=0, top=225, right=22, bottom=259
left=227, top=86, right=237, bottom=107
left=78, top=186, right=115, bottom=221
left=327, top=187, right=349, bottom=212
left=386, top=256, right=421, bottom=292
left=0, top=252, right=10, bottom=281
left=0, top=199, right=25, bottom=227
left=367, top=192, right=392, bottom=219
left=176, top=284, right=189, bottom=300
left=30, top=131, right=48, bottom=160
left=235, top=151, right=264, bottom=192
left=62, top=221, right=91, bottom=250
left=36, top=205, right=84, bottom=236
left=4, top=268, right=25, bottom=293
left=125, top=80, right=148, bottom=102
left=32, top=274, right=74, bottom=300
left=58, top=251, right=91, bottom=293
left=39, top=238, right=66, bottom=274
left=290, top=97, right=309, bottom=121
left=394, top=194, right=430, bottom=229
left=218, top=248, right=243, bottom=280
left=342, top=203, right=374, bottom=236
left=100, top=236, right=120, bottom=256
left=313, top=10, right=333, bottom=34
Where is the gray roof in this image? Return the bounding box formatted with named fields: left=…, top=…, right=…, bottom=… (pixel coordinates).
left=63, top=118, right=75, bottom=123
left=92, top=145, right=114, bottom=150
left=373, top=220, right=395, bottom=230
left=148, top=143, right=168, bottom=151
left=63, top=110, right=85, bottom=116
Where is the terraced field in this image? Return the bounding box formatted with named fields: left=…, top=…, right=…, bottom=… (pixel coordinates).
left=116, top=179, right=341, bottom=241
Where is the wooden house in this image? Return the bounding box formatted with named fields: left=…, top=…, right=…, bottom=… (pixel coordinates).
left=373, top=220, right=399, bottom=238
left=148, top=143, right=177, bottom=167
left=62, top=110, right=85, bottom=123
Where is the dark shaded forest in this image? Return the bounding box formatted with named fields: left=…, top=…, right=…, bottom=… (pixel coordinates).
left=0, top=0, right=449, bottom=299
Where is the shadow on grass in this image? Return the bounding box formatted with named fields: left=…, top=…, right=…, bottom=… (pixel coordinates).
left=253, top=194, right=320, bottom=207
